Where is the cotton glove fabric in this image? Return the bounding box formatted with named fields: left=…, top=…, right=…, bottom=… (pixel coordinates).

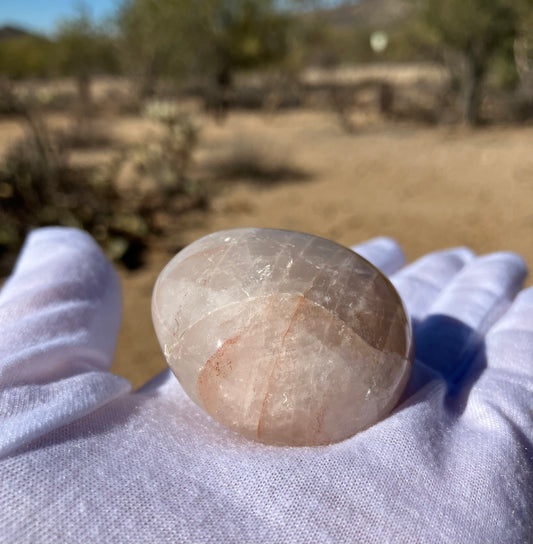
left=1, top=227, right=532, bottom=544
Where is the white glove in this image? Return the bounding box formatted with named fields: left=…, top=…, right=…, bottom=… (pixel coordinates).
left=1, top=228, right=531, bottom=543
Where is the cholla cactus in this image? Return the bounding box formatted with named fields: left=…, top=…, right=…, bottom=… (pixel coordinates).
left=35, top=88, right=54, bottom=107
left=119, top=100, right=201, bottom=198
left=144, top=99, right=181, bottom=127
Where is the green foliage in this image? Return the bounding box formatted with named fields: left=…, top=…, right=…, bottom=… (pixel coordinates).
left=0, top=112, right=120, bottom=268
left=0, top=36, right=55, bottom=79
left=490, top=45, right=520, bottom=90
left=0, top=8, right=117, bottom=83
left=109, top=99, right=205, bottom=235
left=115, top=0, right=292, bottom=96
left=206, top=0, right=291, bottom=71
left=115, top=0, right=195, bottom=96
left=420, top=0, right=516, bottom=52
left=54, top=7, right=118, bottom=79
left=0, top=99, right=205, bottom=272
left=411, top=0, right=533, bottom=123
left=52, top=6, right=119, bottom=115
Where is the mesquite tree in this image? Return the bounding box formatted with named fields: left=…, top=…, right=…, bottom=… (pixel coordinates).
left=414, top=0, right=532, bottom=124
left=115, top=0, right=290, bottom=106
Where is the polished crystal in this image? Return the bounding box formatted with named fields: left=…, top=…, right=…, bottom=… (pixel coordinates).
left=152, top=228, right=413, bottom=446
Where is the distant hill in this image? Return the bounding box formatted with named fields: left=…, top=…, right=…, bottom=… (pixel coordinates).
left=314, top=0, right=411, bottom=29
left=0, top=25, right=45, bottom=42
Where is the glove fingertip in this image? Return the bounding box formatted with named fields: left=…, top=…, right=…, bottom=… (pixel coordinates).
left=352, top=236, right=405, bottom=276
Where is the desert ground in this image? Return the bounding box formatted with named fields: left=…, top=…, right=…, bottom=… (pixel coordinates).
left=2, top=85, right=532, bottom=388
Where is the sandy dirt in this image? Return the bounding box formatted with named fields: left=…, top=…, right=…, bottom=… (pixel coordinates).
left=2, top=107, right=533, bottom=388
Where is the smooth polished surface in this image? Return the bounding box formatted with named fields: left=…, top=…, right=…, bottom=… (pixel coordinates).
left=152, top=228, right=413, bottom=446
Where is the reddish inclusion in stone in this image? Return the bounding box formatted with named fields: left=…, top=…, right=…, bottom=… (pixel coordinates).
left=152, top=228, right=414, bottom=446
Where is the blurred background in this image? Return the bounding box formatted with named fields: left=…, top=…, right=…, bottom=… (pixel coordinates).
left=1, top=0, right=533, bottom=387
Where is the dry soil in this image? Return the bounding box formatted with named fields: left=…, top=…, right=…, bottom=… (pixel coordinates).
left=2, top=108, right=533, bottom=388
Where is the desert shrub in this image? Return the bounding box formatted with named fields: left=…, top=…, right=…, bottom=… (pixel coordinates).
left=116, top=0, right=292, bottom=106
left=36, top=90, right=79, bottom=113
left=410, top=0, right=531, bottom=125
left=114, top=100, right=202, bottom=206
left=327, top=85, right=357, bottom=133
left=0, top=35, right=55, bottom=80
left=0, top=117, right=152, bottom=272
left=0, top=124, right=151, bottom=272
left=202, top=77, right=303, bottom=113
left=99, top=87, right=142, bottom=115
left=512, top=96, right=533, bottom=121
left=55, top=121, right=114, bottom=150
left=107, top=100, right=207, bottom=254
left=53, top=7, right=119, bottom=116
left=0, top=95, right=210, bottom=274
left=0, top=82, right=77, bottom=116
left=0, top=79, right=25, bottom=116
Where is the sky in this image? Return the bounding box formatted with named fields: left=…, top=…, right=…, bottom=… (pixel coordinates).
left=0, top=0, right=117, bottom=35
left=0, top=0, right=353, bottom=35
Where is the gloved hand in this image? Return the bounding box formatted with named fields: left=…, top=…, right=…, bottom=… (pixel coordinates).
left=1, top=228, right=531, bottom=544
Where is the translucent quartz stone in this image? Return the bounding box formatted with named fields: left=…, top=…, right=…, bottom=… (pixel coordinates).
left=152, top=228, right=413, bottom=446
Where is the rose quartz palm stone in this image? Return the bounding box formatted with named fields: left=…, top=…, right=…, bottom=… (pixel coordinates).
left=152, top=228, right=413, bottom=446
